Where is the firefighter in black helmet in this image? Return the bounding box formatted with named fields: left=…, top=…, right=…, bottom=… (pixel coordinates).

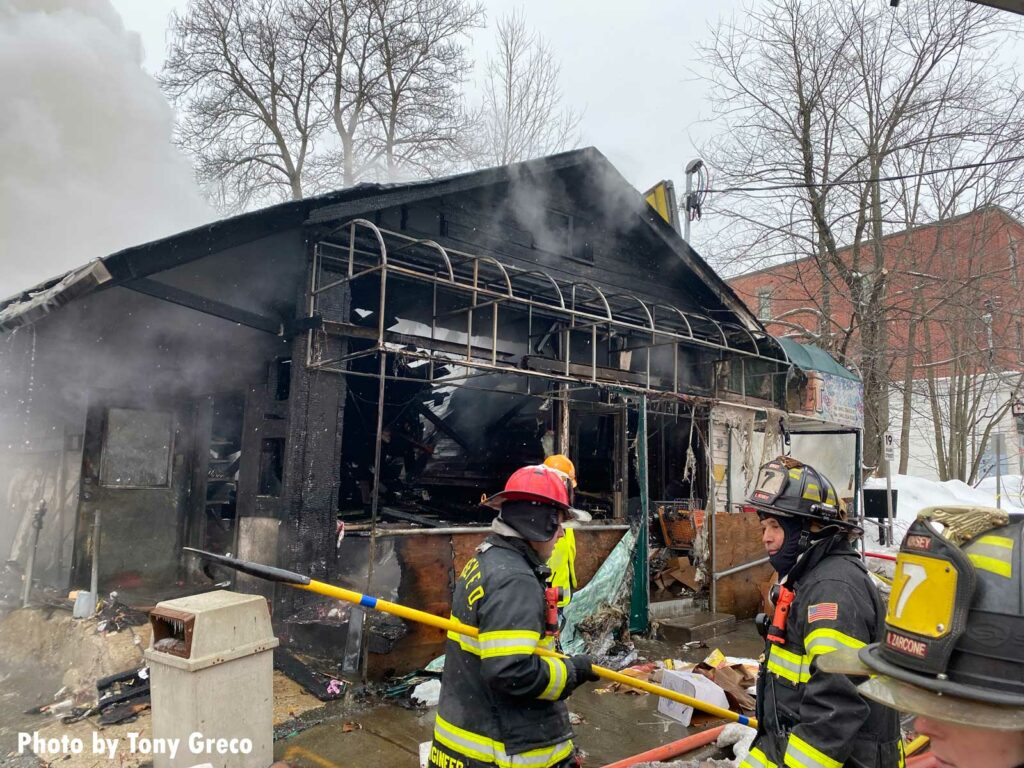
left=741, top=457, right=904, bottom=768
left=819, top=506, right=1024, bottom=768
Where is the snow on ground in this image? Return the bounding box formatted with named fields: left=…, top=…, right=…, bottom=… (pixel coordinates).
left=861, top=474, right=1024, bottom=555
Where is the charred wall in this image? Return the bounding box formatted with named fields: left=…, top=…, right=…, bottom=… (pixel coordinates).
left=0, top=229, right=307, bottom=594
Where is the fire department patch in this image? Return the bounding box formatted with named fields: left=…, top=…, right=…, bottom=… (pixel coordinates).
left=808, top=603, right=839, bottom=623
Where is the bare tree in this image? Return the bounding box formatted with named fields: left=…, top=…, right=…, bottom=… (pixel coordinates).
left=701, top=0, right=1024, bottom=468
left=365, top=0, right=484, bottom=180
left=162, top=0, right=483, bottom=208
left=298, top=0, right=380, bottom=188
left=475, top=9, right=582, bottom=167
left=161, top=0, right=331, bottom=210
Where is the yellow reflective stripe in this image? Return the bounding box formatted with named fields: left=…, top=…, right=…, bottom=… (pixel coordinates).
left=478, top=629, right=540, bottom=658
left=741, top=746, right=778, bottom=768
left=968, top=553, right=1012, bottom=578
left=804, top=627, right=865, bottom=661
left=433, top=714, right=574, bottom=768
left=803, top=482, right=821, bottom=502
left=784, top=734, right=842, bottom=768
left=539, top=635, right=556, bottom=650
left=771, top=645, right=805, bottom=665
left=977, top=535, right=1014, bottom=550
left=479, top=629, right=541, bottom=641
left=447, top=630, right=482, bottom=655
left=766, top=645, right=810, bottom=684
left=447, top=628, right=547, bottom=660
left=966, top=535, right=1014, bottom=578
left=537, top=656, right=567, bottom=701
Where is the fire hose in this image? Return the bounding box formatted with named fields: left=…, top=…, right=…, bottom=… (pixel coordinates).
left=184, top=548, right=757, bottom=727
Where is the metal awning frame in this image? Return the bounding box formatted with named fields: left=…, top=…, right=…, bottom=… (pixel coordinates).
left=305, top=219, right=791, bottom=398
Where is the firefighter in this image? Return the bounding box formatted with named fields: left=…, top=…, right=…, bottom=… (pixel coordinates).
left=429, top=465, right=599, bottom=768
left=818, top=507, right=1024, bottom=768
left=741, top=457, right=903, bottom=768
left=543, top=454, right=580, bottom=611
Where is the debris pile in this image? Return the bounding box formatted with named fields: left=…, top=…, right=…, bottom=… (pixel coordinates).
left=651, top=552, right=699, bottom=600
left=273, top=648, right=347, bottom=702
left=383, top=668, right=442, bottom=708
left=594, top=648, right=758, bottom=724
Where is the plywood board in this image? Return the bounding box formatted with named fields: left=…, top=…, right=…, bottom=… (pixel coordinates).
left=711, top=511, right=774, bottom=619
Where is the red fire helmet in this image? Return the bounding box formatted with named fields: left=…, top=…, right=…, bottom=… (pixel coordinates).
left=482, top=465, right=571, bottom=511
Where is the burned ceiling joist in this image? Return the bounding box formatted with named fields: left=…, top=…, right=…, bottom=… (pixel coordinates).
left=125, top=277, right=284, bottom=335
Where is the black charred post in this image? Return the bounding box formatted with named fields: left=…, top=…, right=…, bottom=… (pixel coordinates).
left=276, top=241, right=350, bottom=619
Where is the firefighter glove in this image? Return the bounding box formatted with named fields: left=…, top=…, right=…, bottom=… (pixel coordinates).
left=569, top=655, right=599, bottom=683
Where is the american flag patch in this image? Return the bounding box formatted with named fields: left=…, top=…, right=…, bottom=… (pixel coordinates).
left=808, top=603, right=839, bottom=623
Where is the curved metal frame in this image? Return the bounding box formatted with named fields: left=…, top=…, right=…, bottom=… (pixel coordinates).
left=508, top=269, right=566, bottom=309
left=569, top=281, right=613, bottom=321
left=307, top=220, right=792, bottom=389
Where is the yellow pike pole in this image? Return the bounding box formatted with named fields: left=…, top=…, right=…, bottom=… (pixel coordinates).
left=185, top=548, right=756, bottom=728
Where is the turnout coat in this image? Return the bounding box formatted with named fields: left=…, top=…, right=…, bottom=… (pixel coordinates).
left=429, top=534, right=585, bottom=768
left=742, top=536, right=905, bottom=768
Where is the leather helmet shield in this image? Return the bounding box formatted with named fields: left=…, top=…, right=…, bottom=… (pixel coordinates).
left=878, top=518, right=976, bottom=675
left=750, top=460, right=789, bottom=508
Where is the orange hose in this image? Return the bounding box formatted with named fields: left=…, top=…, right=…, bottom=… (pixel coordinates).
left=601, top=724, right=727, bottom=768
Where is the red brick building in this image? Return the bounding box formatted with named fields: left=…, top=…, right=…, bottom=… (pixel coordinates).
left=727, top=206, right=1024, bottom=481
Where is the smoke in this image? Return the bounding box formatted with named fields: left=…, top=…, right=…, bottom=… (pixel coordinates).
left=0, top=0, right=210, bottom=298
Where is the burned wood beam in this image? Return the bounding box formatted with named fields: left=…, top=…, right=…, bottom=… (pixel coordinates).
left=486, top=396, right=533, bottom=435
left=380, top=507, right=445, bottom=528
left=321, top=320, right=513, bottom=361
left=125, top=278, right=283, bottom=334
left=522, top=355, right=665, bottom=388
left=414, top=402, right=473, bottom=454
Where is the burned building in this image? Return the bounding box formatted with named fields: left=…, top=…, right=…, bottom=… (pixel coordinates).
left=0, top=149, right=853, bottom=673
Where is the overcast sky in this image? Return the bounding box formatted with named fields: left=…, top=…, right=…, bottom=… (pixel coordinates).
left=109, top=0, right=746, bottom=247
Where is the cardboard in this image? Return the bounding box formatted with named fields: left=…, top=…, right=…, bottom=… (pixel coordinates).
left=656, top=669, right=731, bottom=726
left=695, top=662, right=757, bottom=711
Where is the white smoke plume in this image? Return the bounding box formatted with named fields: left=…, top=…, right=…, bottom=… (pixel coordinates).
left=0, top=0, right=210, bottom=298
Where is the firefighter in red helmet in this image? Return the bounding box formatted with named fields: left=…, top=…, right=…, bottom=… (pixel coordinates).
left=428, top=465, right=598, bottom=768
left=741, top=457, right=903, bottom=768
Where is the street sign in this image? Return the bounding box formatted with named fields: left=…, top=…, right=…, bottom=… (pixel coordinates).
left=884, top=432, right=895, bottom=462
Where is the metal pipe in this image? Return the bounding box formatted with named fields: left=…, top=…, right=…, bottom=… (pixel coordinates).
left=362, top=349, right=388, bottom=679
left=713, top=556, right=770, bottom=580
left=709, top=413, right=717, bottom=614
left=90, top=510, right=100, bottom=598
left=726, top=425, right=733, bottom=514
left=21, top=501, right=46, bottom=607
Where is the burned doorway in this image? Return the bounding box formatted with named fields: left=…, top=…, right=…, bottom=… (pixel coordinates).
left=72, top=397, right=192, bottom=592
left=646, top=406, right=709, bottom=604
left=187, top=394, right=245, bottom=561
left=568, top=392, right=629, bottom=519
